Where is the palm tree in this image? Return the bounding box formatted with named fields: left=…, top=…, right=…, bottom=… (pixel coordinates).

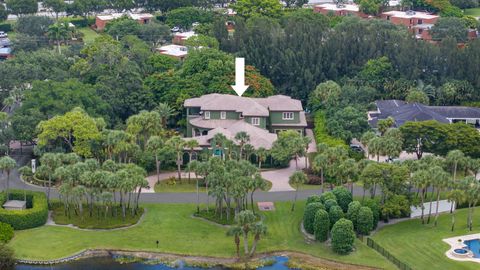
left=47, top=22, right=68, bottom=54
left=3, top=96, right=14, bottom=113
left=430, top=167, right=450, bottom=226
left=289, top=171, right=307, bottom=211
left=447, top=187, right=464, bottom=231
left=249, top=222, right=267, bottom=257
left=166, top=136, right=185, bottom=180
left=234, top=132, right=250, bottom=160
left=412, top=169, right=430, bottom=224
left=368, top=137, right=384, bottom=162
left=360, top=131, right=376, bottom=158
left=313, top=153, right=328, bottom=193
left=446, top=150, right=465, bottom=183
left=255, top=147, right=268, bottom=170
left=235, top=210, right=256, bottom=256
left=40, top=153, right=62, bottom=206
left=226, top=226, right=243, bottom=257
left=302, top=136, right=312, bottom=169
left=155, top=102, right=176, bottom=128
left=189, top=160, right=201, bottom=214
left=461, top=176, right=479, bottom=231
left=185, top=140, right=199, bottom=181
left=0, top=156, right=16, bottom=200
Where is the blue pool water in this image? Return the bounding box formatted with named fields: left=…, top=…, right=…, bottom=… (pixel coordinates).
left=16, top=256, right=294, bottom=270
left=464, top=239, right=480, bottom=258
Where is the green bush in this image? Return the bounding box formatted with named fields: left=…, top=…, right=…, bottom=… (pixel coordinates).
left=324, top=199, right=338, bottom=212
left=347, top=201, right=361, bottom=229
left=314, top=111, right=348, bottom=147
left=381, top=194, right=411, bottom=221
left=0, top=244, right=15, bottom=270
left=362, top=198, right=380, bottom=228
left=0, top=190, right=48, bottom=230
left=0, top=23, right=12, bottom=32
left=329, top=205, right=344, bottom=228
left=306, top=195, right=322, bottom=205
left=313, top=209, right=330, bottom=242
left=332, top=186, right=352, bottom=212
left=357, top=206, right=374, bottom=235
left=331, top=218, right=355, bottom=254
left=303, top=202, right=325, bottom=234
left=0, top=222, right=13, bottom=243
left=320, top=191, right=336, bottom=204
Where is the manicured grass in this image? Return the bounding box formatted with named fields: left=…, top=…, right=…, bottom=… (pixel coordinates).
left=154, top=179, right=272, bottom=193
left=51, top=203, right=144, bottom=229
left=78, top=27, right=100, bottom=44
left=9, top=201, right=396, bottom=269
left=372, top=207, right=480, bottom=270
left=465, top=8, right=480, bottom=16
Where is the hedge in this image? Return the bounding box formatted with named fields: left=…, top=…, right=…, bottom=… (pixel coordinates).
left=0, top=222, right=13, bottom=243
left=331, top=218, right=355, bottom=254
left=332, top=186, right=352, bottom=212
left=357, top=206, right=374, bottom=235
left=319, top=191, right=336, bottom=204
left=303, top=202, right=325, bottom=234
left=324, top=198, right=338, bottom=212
left=313, top=209, right=329, bottom=242
left=313, top=111, right=348, bottom=148
left=347, top=201, right=361, bottom=229
left=0, top=23, right=12, bottom=32
left=0, top=190, right=48, bottom=230
left=306, top=195, right=322, bottom=205
left=329, top=205, right=344, bottom=228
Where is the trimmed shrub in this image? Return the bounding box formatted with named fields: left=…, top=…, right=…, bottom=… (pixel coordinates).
left=0, top=244, right=15, bottom=270
left=329, top=205, right=344, bottom=228
left=319, top=191, right=336, bottom=204
left=313, top=209, right=329, bottom=242
left=0, top=190, right=48, bottom=230
left=357, top=206, right=374, bottom=235
left=324, top=199, right=338, bottom=212
left=303, top=202, right=325, bottom=234
left=381, top=194, right=411, bottom=221
left=362, top=198, right=380, bottom=228
left=331, top=218, right=355, bottom=254
left=347, top=201, right=361, bottom=229
left=332, top=187, right=352, bottom=212
left=0, top=23, right=12, bottom=32
left=0, top=222, right=13, bottom=243
left=306, top=195, right=322, bottom=205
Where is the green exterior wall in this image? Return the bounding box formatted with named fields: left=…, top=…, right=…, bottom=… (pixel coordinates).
left=269, top=111, right=301, bottom=125
left=244, top=116, right=267, bottom=129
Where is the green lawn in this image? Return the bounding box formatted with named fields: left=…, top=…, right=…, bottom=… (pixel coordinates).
left=465, top=8, right=480, bottom=16
left=154, top=179, right=272, bottom=193
left=372, top=207, right=480, bottom=270
left=78, top=27, right=100, bottom=44
left=9, top=201, right=396, bottom=269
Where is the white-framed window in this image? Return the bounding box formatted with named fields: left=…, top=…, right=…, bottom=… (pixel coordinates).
left=282, top=112, right=294, bottom=120
left=204, top=111, right=210, bottom=119
left=221, top=111, right=226, bottom=119
left=251, top=117, right=260, bottom=126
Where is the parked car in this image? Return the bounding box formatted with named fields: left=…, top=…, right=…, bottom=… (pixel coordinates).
left=349, top=144, right=364, bottom=153
left=171, top=26, right=180, bottom=32
left=0, top=32, right=8, bottom=38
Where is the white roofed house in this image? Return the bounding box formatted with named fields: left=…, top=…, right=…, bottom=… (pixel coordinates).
left=183, top=94, right=307, bottom=157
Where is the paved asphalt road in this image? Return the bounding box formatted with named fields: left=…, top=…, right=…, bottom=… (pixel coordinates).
left=4, top=150, right=370, bottom=204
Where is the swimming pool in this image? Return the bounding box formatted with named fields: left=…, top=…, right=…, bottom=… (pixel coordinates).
left=464, top=239, right=480, bottom=258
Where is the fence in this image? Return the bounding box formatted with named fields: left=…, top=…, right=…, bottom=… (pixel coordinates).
left=366, top=237, right=413, bottom=270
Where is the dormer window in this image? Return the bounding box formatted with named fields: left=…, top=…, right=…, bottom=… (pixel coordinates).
left=251, top=117, right=260, bottom=126
left=221, top=111, right=226, bottom=119
left=204, top=111, right=210, bottom=119
left=283, top=112, right=294, bottom=120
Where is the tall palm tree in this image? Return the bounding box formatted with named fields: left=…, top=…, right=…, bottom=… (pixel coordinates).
left=0, top=156, right=16, bottom=200
left=40, top=153, right=62, bottom=206
left=185, top=140, right=199, bottom=181
left=429, top=166, right=449, bottom=226
left=235, top=210, right=256, bottom=256
left=447, top=187, right=464, bottom=231
left=226, top=226, right=243, bottom=257
left=249, top=222, right=267, bottom=257
left=412, top=169, right=430, bottom=224
left=255, top=147, right=268, bottom=170
left=155, top=102, right=176, bottom=128
left=166, top=136, right=185, bottom=180
left=47, top=22, right=68, bottom=54
left=146, top=135, right=164, bottom=183
left=302, top=136, right=312, bottom=169
left=313, top=153, right=328, bottom=193
left=446, top=150, right=465, bottom=183
left=3, top=96, right=14, bottom=113
left=368, top=137, right=384, bottom=162
left=289, top=171, right=307, bottom=211
left=461, top=176, right=479, bottom=231
left=360, top=131, right=376, bottom=158
left=234, top=132, right=250, bottom=160
left=189, top=160, right=201, bottom=213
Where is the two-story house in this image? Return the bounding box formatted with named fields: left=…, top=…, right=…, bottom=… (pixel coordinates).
left=183, top=94, right=307, bottom=150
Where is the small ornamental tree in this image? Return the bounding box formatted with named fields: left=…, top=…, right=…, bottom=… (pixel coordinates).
left=357, top=207, right=374, bottom=235
left=347, top=201, right=362, bottom=229
left=324, top=199, right=338, bottom=212
left=329, top=205, right=344, bottom=228
left=320, top=191, right=336, bottom=204
left=303, top=202, right=325, bottom=234
left=0, top=222, right=13, bottom=243
left=332, top=186, right=353, bottom=212
left=331, top=218, right=355, bottom=254
left=306, top=195, right=322, bottom=205
left=314, top=209, right=330, bottom=242
left=362, top=199, right=380, bottom=228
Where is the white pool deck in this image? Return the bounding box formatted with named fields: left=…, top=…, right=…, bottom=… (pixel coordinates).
left=443, top=233, right=480, bottom=263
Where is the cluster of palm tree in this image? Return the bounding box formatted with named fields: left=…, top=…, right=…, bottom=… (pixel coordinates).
left=190, top=157, right=267, bottom=220
left=227, top=210, right=267, bottom=258
left=47, top=22, right=78, bottom=54
left=361, top=126, right=403, bottom=162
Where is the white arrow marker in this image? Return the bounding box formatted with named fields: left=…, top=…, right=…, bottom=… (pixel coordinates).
left=231, top=57, right=249, bottom=96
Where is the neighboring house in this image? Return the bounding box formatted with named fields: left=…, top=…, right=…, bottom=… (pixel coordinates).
left=156, top=44, right=188, bottom=60
left=95, top=13, right=154, bottom=31
left=173, top=31, right=197, bottom=46
left=380, top=10, right=439, bottom=41
left=313, top=3, right=368, bottom=18
left=368, top=100, right=480, bottom=128
left=0, top=47, right=12, bottom=60
left=184, top=94, right=307, bottom=150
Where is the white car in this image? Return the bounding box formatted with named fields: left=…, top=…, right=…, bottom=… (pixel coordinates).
left=171, top=26, right=180, bottom=32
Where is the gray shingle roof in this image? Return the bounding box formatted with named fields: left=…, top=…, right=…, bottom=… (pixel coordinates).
left=427, top=106, right=480, bottom=119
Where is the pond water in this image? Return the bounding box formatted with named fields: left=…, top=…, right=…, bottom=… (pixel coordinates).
left=16, top=256, right=294, bottom=270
